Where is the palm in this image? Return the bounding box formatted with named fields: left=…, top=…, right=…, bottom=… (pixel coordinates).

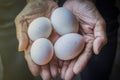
left=15, top=0, right=61, bottom=79
left=15, top=0, right=58, bottom=51
left=60, top=0, right=107, bottom=80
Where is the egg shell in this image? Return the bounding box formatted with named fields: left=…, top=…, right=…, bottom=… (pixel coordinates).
left=54, top=33, right=85, bottom=60
left=28, top=17, right=52, bottom=41
left=31, top=38, right=54, bottom=65
left=51, top=7, right=79, bottom=35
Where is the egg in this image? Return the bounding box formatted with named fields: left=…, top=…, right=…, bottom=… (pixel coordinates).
left=51, top=7, right=79, bottom=35
left=31, top=38, right=53, bottom=65
left=54, top=33, right=85, bottom=60
left=28, top=17, right=52, bottom=41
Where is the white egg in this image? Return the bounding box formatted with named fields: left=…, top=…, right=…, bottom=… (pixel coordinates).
left=54, top=33, right=85, bottom=60
left=51, top=7, right=79, bottom=35
left=31, top=38, right=53, bottom=65
left=28, top=17, right=52, bottom=41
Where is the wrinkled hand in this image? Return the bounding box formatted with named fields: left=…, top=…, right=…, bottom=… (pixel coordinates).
left=61, top=0, right=107, bottom=79
left=15, top=0, right=57, bottom=51
left=24, top=31, right=61, bottom=80
left=15, top=0, right=60, bottom=79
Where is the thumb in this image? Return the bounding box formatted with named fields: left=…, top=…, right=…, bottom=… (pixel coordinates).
left=93, top=37, right=107, bottom=54
left=15, top=17, right=29, bottom=51
left=18, top=31, right=29, bottom=51
left=93, top=17, right=107, bottom=54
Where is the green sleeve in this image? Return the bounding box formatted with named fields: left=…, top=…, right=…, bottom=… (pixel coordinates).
left=0, top=0, right=26, bottom=28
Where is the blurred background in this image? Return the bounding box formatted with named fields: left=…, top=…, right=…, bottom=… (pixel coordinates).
left=109, top=0, right=120, bottom=79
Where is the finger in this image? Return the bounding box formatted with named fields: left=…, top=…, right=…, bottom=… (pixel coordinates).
left=65, top=59, right=77, bottom=80
left=73, top=41, right=93, bottom=74
left=19, top=31, right=29, bottom=51
left=50, top=57, right=59, bottom=78
left=15, top=18, right=29, bottom=51
left=24, top=50, right=40, bottom=76
left=93, top=37, right=107, bottom=54
left=94, top=17, right=107, bottom=54
left=41, top=65, right=51, bottom=80
left=61, top=60, right=70, bottom=79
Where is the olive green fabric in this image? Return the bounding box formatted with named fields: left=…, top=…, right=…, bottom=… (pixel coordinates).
left=0, top=0, right=39, bottom=80
left=0, top=0, right=24, bottom=28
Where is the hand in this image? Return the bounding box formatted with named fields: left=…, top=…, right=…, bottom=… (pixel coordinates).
left=15, top=0, right=58, bottom=51
left=61, top=0, right=107, bottom=79
left=15, top=0, right=60, bottom=79
left=24, top=31, right=61, bottom=80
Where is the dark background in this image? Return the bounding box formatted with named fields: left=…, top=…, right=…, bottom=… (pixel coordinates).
left=109, top=0, right=120, bottom=79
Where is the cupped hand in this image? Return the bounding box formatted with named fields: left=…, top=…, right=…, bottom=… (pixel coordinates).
left=24, top=30, right=61, bottom=80
left=61, top=0, right=107, bottom=79
left=15, top=0, right=60, bottom=79
left=15, top=0, right=58, bottom=51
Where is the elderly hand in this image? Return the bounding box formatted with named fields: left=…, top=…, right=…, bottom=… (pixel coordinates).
left=61, top=0, right=107, bottom=79
left=15, top=0, right=60, bottom=79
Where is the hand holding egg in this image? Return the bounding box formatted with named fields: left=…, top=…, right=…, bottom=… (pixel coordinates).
left=59, top=0, right=107, bottom=80
left=28, top=7, right=85, bottom=65
left=51, top=7, right=85, bottom=60
left=15, top=0, right=59, bottom=79
left=15, top=0, right=107, bottom=79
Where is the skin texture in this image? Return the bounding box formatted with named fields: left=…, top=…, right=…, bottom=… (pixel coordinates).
left=15, top=0, right=107, bottom=80
left=15, top=0, right=61, bottom=80
left=60, top=0, right=107, bottom=79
